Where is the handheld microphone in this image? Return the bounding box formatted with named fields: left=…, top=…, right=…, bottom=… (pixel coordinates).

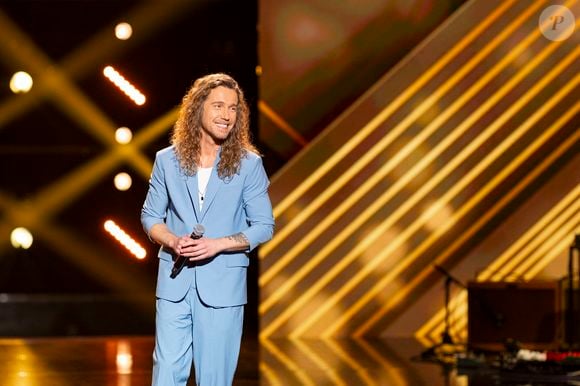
left=170, top=224, right=205, bottom=279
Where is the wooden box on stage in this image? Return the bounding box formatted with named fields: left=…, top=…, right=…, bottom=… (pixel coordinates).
left=467, top=280, right=559, bottom=349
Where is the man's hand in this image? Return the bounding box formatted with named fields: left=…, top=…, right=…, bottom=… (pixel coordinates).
left=184, top=232, right=250, bottom=262
left=180, top=237, right=222, bottom=261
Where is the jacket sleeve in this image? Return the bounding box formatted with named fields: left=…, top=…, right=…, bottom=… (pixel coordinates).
left=241, top=155, right=275, bottom=251
left=141, top=151, right=168, bottom=240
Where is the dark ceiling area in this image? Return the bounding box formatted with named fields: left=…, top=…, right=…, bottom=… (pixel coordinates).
left=0, top=0, right=259, bottom=295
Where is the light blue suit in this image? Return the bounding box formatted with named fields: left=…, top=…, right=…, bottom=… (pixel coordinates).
left=141, top=145, right=274, bottom=386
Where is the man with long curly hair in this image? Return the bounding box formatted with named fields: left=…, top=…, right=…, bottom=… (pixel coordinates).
left=141, top=73, right=274, bottom=386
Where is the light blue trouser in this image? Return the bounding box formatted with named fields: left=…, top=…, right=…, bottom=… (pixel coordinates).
left=152, top=280, right=244, bottom=386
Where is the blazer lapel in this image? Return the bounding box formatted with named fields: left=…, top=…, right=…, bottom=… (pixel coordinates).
left=200, top=150, right=222, bottom=222
left=185, top=173, right=201, bottom=223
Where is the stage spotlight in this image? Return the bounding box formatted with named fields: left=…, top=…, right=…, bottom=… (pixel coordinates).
left=115, top=127, right=133, bottom=144
left=115, top=340, right=133, bottom=374
left=10, top=227, right=33, bottom=249
left=114, top=172, right=132, bottom=191
left=103, top=220, right=146, bottom=260
left=115, top=22, right=133, bottom=40
left=9, top=71, right=33, bottom=93
left=103, top=66, right=146, bottom=106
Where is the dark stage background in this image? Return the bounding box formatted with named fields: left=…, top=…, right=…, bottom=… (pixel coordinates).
left=0, top=0, right=469, bottom=338
left=0, top=0, right=261, bottom=336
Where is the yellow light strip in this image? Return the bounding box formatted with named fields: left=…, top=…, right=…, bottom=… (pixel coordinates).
left=415, top=334, right=434, bottom=348
left=421, top=209, right=578, bottom=343
left=261, top=0, right=521, bottom=253
left=524, top=234, right=579, bottom=280
left=354, top=112, right=579, bottom=339
left=0, top=10, right=172, bottom=289
left=259, top=361, right=284, bottom=386
left=0, top=12, right=119, bottom=148
left=323, top=339, right=379, bottom=386
left=133, top=106, right=179, bottom=147
left=426, top=320, right=466, bottom=346
left=0, top=2, right=195, bottom=129
left=292, top=339, right=350, bottom=386
left=0, top=3, right=193, bottom=299
left=0, top=103, right=176, bottom=234
left=129, top=106, right=180, bottom=178
left=103, top=66, right=146, bottom=105
left=260, top=339, right=317, bottom=386
left=349, top=338, right=408, bottom=386
left=420, top=291, right=468, bottom=344
left=310, top=53, right=579, bottom=338
left=0, top=340, right=44, bottom=382
left=34, top=220, right=153, bottom=296
left=415, top=287, right=468, bottom=342
left=0, top=194, right=22, bottom=252
left=443, top=301, right=468, bottom=342
left=0, top=108, right=178, bottom=288
left=0, top=6, right=170, bottom=207
left=0, top=154, right=124, bottom=257
left=0, top=4, right=177, bottom=182
left=259, top=2, right=558, bottom=292
left=261, top=41, right=578, bottom=337
left=455, top=318, right=469, bottom=343
left=265, top=71, right=578, bottom=340
left=417, top=188, right=579, bottom=342
left=355, top=111, right=579, bottom=337
left=258, top=100, right=308, bottom=147
left=104, top=219, right=147, bottom=259
left=493, top=201, right=580, bottom=281
left=481, top=187, right=580, bottom=281
left=515, top=214, right=580, bottom=278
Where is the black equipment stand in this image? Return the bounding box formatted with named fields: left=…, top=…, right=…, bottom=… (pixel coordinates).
left=420, top=264, right=466, bottom=360
left=565, top=234, right=580, bottom=348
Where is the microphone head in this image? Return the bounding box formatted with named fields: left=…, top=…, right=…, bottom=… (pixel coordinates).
left=191, top=224, right=205, bottom=237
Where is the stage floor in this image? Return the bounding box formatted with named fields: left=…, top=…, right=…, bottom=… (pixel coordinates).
left=0, top=335, right=573, bottom=385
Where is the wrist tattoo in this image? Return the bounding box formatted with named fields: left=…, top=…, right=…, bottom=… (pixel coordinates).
left=227, top=232, right=249, bottom=245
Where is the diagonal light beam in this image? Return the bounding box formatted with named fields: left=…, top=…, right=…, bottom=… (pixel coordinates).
left=261, top=0, right=522, bottom=256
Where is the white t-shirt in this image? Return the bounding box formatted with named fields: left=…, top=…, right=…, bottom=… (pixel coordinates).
left=197, top=167, right=213, bottom=209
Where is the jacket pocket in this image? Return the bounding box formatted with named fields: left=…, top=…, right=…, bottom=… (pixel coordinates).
left=225, top=254, right=250, bottom=267
left=159, top=249, right=173, bottom=262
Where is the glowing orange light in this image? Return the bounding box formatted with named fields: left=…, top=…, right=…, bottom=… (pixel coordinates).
left=103, top=219, right=146, bottom=259
left=103, top=66, right=146, bottom=106
left=115, top=22, right=133, bottom=40
left=116, top=340, right=133, bottom=374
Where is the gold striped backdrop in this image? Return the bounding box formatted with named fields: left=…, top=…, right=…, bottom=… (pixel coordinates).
left=260, top=338, right=418, bottom=386
left=259, top=0, right=580, bottom=341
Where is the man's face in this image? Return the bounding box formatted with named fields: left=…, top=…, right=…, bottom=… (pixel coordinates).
left=201, top=86, right=239, bottom=143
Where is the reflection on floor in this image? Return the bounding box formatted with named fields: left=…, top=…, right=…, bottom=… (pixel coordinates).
left=2, top=335, right=578, bottom=385
left=261, top=337, right=448, bottom=385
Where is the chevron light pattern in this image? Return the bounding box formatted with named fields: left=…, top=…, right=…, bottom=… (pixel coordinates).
left=259, top=0, right=580, bottom=340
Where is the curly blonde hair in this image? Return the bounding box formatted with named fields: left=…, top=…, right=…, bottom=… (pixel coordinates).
left=171, top=73, right=259, bottom=178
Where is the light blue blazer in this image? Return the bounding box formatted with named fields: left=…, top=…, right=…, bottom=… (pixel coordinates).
left=141, top=146, right=274, bottom=307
